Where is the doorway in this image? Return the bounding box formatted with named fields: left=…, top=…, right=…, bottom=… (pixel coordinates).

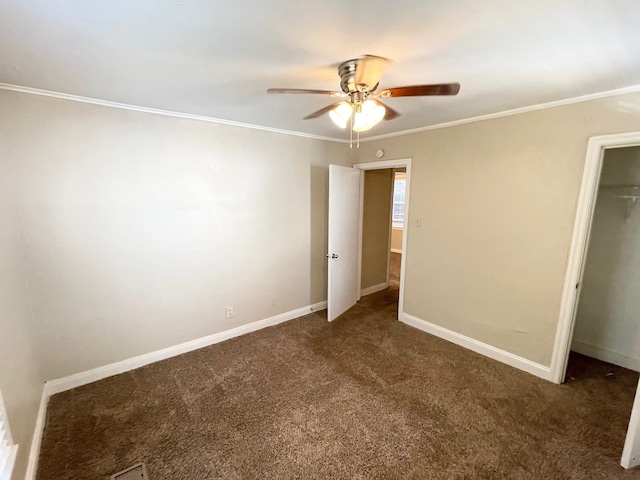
left=355, top=159, right=410, bottom=318
left=551, top=131, right=640, bottom=469
left=572, top=146, right=640, bottom=370
left=358, top=168, right=405, bottom=298
left=326, top=159, right=411, bottom=322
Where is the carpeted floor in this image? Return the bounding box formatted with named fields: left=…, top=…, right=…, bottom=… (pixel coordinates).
left=38, top=254, right=639, bottom=479
left=389, top=251, right=401, bottom=288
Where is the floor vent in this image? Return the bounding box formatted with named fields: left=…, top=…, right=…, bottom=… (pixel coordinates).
left=111, top=462, right=148, bottom=480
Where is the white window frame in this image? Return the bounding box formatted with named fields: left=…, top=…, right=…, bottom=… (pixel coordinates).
left=392, top=171, right=406, bottom=229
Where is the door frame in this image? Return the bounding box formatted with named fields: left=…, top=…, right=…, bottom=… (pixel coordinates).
left=622, top=381, right=640, bottom=468
left=549, top=131, right=640, bottom=469
left=354, top=158, right=411, bottom=319
left=550, top=131, right=640, bottom=384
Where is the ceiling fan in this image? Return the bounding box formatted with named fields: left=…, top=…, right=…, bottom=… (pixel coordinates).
left=267, top=55, right=460, bottom=133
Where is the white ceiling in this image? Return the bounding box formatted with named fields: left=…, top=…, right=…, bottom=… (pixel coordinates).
left=1, top=0, right=640, bottom=140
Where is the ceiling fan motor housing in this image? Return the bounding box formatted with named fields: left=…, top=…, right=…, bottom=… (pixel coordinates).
left=338, top=59, right=378, bottom=95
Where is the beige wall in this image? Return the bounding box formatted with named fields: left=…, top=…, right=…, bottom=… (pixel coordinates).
left=0, top=141, right=44, bottom=479
left=573, top=147, right=640, bottom=370
left=4, top=85, right=640, bottom=478
left=361, top=169, right=393, bottom=290
left=354, top=91, right=640, bottom=366
left=0, top=89, right=350, bottom=383
left=391, top=228, right=403, bottom=253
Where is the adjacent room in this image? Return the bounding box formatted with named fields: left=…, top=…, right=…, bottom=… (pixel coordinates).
left=2, top=1, right=640, bottom=479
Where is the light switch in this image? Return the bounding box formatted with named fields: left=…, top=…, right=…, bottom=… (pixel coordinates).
left=415, top=217, right=422, bottom=227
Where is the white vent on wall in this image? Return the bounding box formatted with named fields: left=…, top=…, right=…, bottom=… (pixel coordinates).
left=0, top=391, right=18, bottom=480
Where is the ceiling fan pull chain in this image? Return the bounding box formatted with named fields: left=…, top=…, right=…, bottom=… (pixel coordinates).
left=350, top=113, right=353, bottom=149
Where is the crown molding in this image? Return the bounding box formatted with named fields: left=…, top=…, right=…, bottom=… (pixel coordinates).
left=3, top=82, right=640, bottom=144
left=0, top=83, right=348, bottom=143
left=359, top=84, right=640, bottom=142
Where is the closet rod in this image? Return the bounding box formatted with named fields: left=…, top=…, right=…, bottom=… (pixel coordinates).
left=599, top=184, right=640, bottom=189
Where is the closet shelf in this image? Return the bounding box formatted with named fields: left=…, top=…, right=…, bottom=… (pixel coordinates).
left=599, top=185, right=639, bottom=220
left=600, top=184, right=640, bottom=190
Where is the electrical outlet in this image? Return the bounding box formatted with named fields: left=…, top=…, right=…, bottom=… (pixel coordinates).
left=225, top=306, right=234, bottom=319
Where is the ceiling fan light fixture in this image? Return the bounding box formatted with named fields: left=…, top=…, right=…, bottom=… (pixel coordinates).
left=329, top=102, right=353, bottom=129
left=267, top=55, right=459, bottom=138
left=352, top=100, right=385, bottom=132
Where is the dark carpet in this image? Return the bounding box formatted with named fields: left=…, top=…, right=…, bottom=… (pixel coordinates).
left=38, top=253, right=639, bottom=479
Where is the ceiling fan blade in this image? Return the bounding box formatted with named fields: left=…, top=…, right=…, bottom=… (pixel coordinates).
left=377, top=83, right=460, bottom=98
left=304, top=101, right=348, bottom=120
left=371, top=99, right=400, bottom=121
left=267, top=88, right=344, bottom=97
left=354, top=55, right=389, bottom=92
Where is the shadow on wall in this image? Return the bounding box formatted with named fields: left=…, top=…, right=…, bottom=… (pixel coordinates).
left=310, top=164, right=329, bottom=304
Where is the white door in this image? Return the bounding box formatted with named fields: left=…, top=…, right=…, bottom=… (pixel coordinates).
left=622, top=380, right=640, bottom=469
left=327, top=164, right=360, bottom=321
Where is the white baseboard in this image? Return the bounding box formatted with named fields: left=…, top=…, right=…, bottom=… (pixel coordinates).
left=390, top=248, right=402, bottom=254
left=572, top=340, right=640, bottom=372
left=25, top=387, right=49, bottom=480
left=400, top=312, right=552, bottom=381
left=360, top=282, right=388, bottom=297
left=46, top=301, right=327, bottom=395
left=26, top=301, right=327, bottom=479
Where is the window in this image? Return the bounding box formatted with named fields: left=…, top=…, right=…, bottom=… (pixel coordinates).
left=0, top=390, right=17, bottom=480
left=392, top=171, right=406, bottom=228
